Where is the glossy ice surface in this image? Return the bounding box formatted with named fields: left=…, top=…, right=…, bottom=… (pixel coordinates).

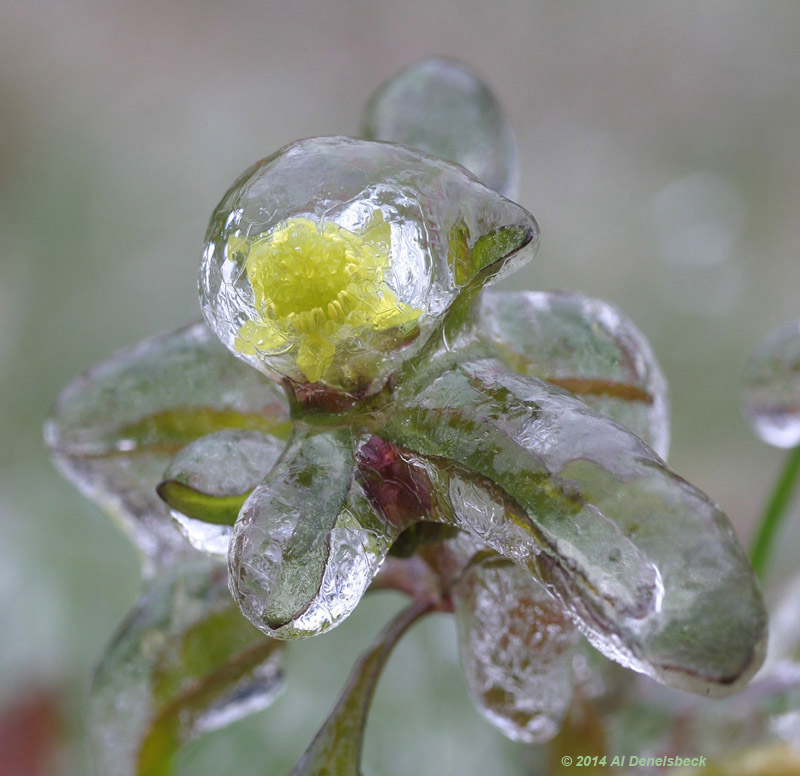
left=453, top=555, right=578, bottom=743
left=162, top=429, right=284, bottom=556
left=387, top=359, right=766, bottom=695
left=44, top=322, right=289, bottom=572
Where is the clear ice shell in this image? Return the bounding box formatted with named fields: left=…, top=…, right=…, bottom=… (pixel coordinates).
left=452, top=554, right=578, bottom=743
left=200, top=136, right=537, bottom=391
left=386, top=359, right=767, bottom=695
left=229, top=429, right=397, bottom=639
left=44, top=321, right=289, bottom=573
left=473, top=290, right=670, bottom=459
left=742, top=318, right=800, bottom=448
left=89, top=558, right=284, bottom=776
left=163, top=429, right=285, bottom=557
left=362, top=57, right=519, bottom=199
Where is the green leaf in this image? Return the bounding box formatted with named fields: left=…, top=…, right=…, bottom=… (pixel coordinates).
left=384, top=359, right=767, bottom=696
left=472, top=225, right=533, bottom=276
left=89, top=558, right=284, bottom=776
left=450, top=223, right=534, bottom=287
left=403, top=223, right=537, bottom=377
left=156, top=429, right=286, bottom=557
left=114, top=407, right=289, bottom=451
left=156, top=480, right=247, bottom=526
left=45, top=322, right=290, bottom=570
left=289, top=599, right=433, bottom=776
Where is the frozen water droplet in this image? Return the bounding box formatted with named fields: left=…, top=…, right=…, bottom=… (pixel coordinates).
left=453, top=554, right=577, bottom=743
left=163, top=429, right=284, bottom=556
left=362, top=57, right=518, bottom=198
left=742, top=318, right=800, bottom=448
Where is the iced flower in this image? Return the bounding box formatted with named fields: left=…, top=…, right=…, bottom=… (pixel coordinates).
left=200, top=135, right=535, bottom=394
left=233, top=215, right=421, bottom=383
left=46, top=58, right=768, bottom=775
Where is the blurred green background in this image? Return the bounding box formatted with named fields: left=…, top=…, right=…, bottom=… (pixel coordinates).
left=2, top=2, right=800, bottom=774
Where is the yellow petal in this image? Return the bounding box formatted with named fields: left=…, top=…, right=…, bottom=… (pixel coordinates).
left=296, top=335, right=336, bottom=383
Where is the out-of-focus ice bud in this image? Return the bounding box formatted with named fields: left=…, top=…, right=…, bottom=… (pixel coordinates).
left=362, top=57, right=518, bottom=199
left=742, top=318, right=800, bottom=448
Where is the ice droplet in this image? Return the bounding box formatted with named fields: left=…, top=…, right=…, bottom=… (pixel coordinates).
left=362, top=57, right=519, bottom=198
left=742, top=318, right=800, bottom=448
left=453, top=554, right=577, bottom=743
left=163, top=429, right=284, bottom=556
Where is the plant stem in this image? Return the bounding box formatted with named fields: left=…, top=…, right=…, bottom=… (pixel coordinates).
left=751, top=444, right=800, bottom=580
left=289, top=597, right=436, bottom=775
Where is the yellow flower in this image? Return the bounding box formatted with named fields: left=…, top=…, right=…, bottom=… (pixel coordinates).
left=231, top=214, right=422, bottom=384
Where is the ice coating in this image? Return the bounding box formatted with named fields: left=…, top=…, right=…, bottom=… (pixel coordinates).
left=161, top=429, right=285, bottom=556
left=472, top=290, right=670, bottom=458
left=89, top=558, right=284, bottom=776
left=229, top=428, right=400, bottom=639
left=384, top=359, right=766, bottom=695
left=453, top=554, right=578, bottom=743
left=362, top=57, right=518, bottom=199
left=742, top=318, right=800, bottom=448
left=44, top=321, right=289, bottom=572
left=200, top=136, right=537, bottom=392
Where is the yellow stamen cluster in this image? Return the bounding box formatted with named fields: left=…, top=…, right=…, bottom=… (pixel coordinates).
left=232, top=215, right=421, bottom=383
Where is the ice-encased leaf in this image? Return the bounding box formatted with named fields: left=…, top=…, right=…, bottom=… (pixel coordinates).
left=229, top=428, right=402, bottom=639
left=158, top=430, right=285, bottom=557
left=89, top=557, right=284, bottom=776
left=200, top=137, right=537, bottom=392
left=452, top=554, right=578, bottom=744
left=384, top=359, right=766, bottom=695
left=45, top=322, right=290, bottom=572
left=742, top=318, right=800, bottom=448
left=469, top=290, right=670, bottom=458
left=361, top=57, right=518, bottom=199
